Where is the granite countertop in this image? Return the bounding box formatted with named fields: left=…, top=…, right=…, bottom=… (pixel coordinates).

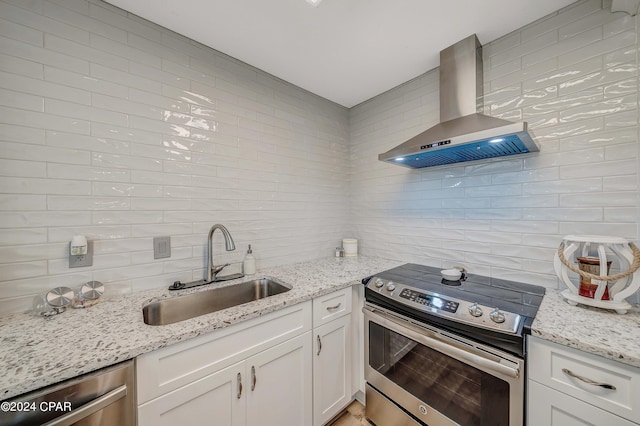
left=0, top=256, right=403, bottom=400
left=531, top=289, right=640, bottom=368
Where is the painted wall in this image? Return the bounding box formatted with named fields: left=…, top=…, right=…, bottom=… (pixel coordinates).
left=0, top=0, right=350, bottom=313
left=1, top=0, right=638, bottom=314
left=350, top=0, right=639, bottom=291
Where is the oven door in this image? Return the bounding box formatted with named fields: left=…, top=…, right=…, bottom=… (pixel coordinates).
left=364, top=304, right=524, bottom=426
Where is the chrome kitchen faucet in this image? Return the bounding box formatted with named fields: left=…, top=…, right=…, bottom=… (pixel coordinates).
left=207, top=224, right=236, bottom=282
left=169, top=223, right=244, bottom=290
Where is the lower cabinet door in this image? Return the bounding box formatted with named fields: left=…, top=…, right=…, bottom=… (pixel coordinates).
left=246, top=331, right=313, bottom=426
left=528, top=380, right=635, bottom=426
left=138, top=361, right=246, bottom=426
left=313, top=314, right=352, bottom=426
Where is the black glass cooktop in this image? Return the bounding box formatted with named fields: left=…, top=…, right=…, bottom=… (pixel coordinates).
left=371, top=263, right=544, bottom=318
left=364, top=263, right=546, bottom=357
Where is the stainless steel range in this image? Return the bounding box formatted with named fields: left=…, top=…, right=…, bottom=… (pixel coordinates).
left=363, top=263, right=545, bottom=426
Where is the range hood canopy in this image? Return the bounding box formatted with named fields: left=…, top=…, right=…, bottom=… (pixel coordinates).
left=379, top=34, right=539, bottom=169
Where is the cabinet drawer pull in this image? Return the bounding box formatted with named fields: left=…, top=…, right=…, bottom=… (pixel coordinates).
left=317, top=335, right=322, bottom=356
left=237, top=373, right=243, bottom=399
left=251, top=365, right=257, bottom=391
left=326, top=303, right=341, bottom=311
left=562, top=368, right=616, bottom=390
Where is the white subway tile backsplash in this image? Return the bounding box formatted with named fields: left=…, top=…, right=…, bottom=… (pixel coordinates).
left=0, top=17, right=43, bottom=46
left=559, top=191, right=637, bottom=207
left=0, top=228, right=47, bottom=246
left=523, top=207, right=603, bottom=222
left=604, top=207, right=636, bottom=222
left=0, top=141, right=89, bottom=166
left=0, top=176, right=91, bottom=195
left=129, top=88, right=190, bottom=114
left=0, top=194, right=46, bottom=211
left=130, top=61, right=190, bottom=90
left=0, top=211, right=91, bottom=228
left=92, top=182, right=162, bottom=197
left=47, top=196, right=129, bottom=211
left=92, top=211, right=163, bottom=225
left=559, top=158, right=636, bottom=179
left=44, top=66, right=128, bottom=99
left=44, top=1, right=126, bottom=43
left=0, top=1, right=89, bottom=45
left=91, top=152, right=162, bottom=171
left=0, top=105, right=91, bottom=134
left=522, top=0, right=602, bottom=40
left=1, top=34, right=91, bottom=74
left=127, top=32, right=189, bottom=67
left=0, top=0, right=637, bottom=313
left=603, top=175, right=637, bottom=191
left=45, top=98, right=128, bottom=127
left=47, top=163, right=130, bottom=182
left=0, top=70, right=91, bottom=105
left=88, top=2, right=159, bottom=40
left=559, top=30, right=636, bottom=68
left=558, top=222, right=637, bottom=239
left=90, top=62, right=161, bottom=94
left=131, top=223, right=193, bottom=237
left=0, top=158, right=45, bottom=177
left=0, top=52, right=42, bottom=80
left=47, top=224, right=130, bottom=242
left=91, top=123, right=161, bottom=145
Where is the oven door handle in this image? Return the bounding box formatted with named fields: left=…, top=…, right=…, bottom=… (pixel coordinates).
left=365, top=306, right=520, bottom=379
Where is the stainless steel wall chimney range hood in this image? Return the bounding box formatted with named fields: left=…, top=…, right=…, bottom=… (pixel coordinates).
left=379, top=34, right=539, bottom=169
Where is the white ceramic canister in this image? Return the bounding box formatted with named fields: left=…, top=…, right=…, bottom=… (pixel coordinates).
left=342, top=239, right=358, bottom=257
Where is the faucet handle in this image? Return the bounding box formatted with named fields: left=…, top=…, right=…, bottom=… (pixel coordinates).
left=212, top=263, right=230, bottom=274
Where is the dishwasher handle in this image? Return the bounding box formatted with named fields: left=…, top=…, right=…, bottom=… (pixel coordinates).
left=42, top=385, right=128, bottom=426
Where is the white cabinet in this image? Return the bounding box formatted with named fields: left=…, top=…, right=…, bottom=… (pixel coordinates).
left=528, top=380, right=635, bottom=426
left=138, top=361, right=246, bottom=426
left=246, top=333, right=312, bottom=426
left=527, top=336, right=640, bottom=426
left=312, top=288, right=353, bottom=426
left=139, top=334, right=312, bottom=426
left=137, top=302, right=313, bottom=426
left=136, top=286, right=359, bottom=426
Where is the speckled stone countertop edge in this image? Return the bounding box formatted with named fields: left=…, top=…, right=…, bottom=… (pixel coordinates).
left=531, top=289, right=640, bottom=368
left=0, top=256, right=403, bottom=400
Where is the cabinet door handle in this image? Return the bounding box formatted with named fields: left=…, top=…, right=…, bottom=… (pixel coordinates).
left=251, top=365, right=256, bottom=391
left=562, top=368, right=616, bottom=390
left=326, top=303, right=341, bottom=311
left=317, top=335, right=322, bottom=356
left=237, top=372, right=243, bottom=399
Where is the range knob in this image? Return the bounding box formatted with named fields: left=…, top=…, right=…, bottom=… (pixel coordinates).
left=468, top=303, right=483, bottom=317
left=375, top=278, right=384, bottom=288
left=490, top=308, right=506, bottom=324
left=386, top=281, right=396, bottom=292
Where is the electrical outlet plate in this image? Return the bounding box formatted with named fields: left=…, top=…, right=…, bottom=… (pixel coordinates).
left=69, top=240, right=93, bottom=268
left=154, top=236, right=171, bottom=259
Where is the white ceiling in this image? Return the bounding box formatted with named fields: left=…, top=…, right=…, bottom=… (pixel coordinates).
left=105, top=0, right=577, bottom=108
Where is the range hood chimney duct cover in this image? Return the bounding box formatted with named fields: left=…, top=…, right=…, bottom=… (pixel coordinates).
left=379, top=34, right=539, bottom=169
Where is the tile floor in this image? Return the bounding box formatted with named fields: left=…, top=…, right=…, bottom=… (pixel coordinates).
left=328, top=400, right=372, bottom=426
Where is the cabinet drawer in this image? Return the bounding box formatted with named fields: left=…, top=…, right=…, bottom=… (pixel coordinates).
left=528, top=380, right=635, bottom=426
left=313, top=288, right=352, bottom=327
left=528, top=336, right=640, bottom=424
left=137, top=301, right=311, bottom=404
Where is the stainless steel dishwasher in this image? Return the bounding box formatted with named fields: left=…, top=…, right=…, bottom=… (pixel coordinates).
left=0, top=359, right=135, bottom=426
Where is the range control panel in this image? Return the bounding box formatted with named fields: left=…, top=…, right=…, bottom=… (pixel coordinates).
left=365, top=276, right=522, bottom=335
left=399, top=288, right=459, bottom=313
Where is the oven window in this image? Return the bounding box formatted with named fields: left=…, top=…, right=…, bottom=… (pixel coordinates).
left=369, top=322, right=509, bottom=426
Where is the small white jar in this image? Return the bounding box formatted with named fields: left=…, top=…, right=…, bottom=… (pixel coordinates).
left=342, top=239, right=358, bottom=257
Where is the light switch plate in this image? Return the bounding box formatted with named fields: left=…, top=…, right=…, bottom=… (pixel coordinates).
left=69, top=240, right=93, bottom=268
left=154, top=236, right=171, bottom=259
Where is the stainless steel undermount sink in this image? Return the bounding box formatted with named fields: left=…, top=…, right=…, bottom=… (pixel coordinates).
left=143, top=277, right=292, bottom=326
